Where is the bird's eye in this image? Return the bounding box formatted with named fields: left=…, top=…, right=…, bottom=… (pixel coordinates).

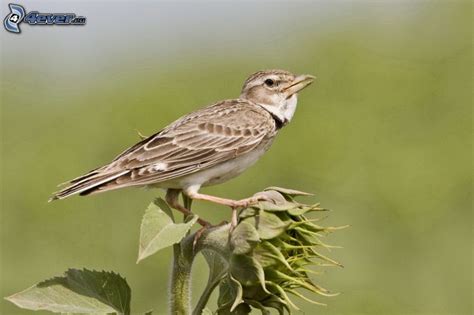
left=264, top=79, right=275, bottom=87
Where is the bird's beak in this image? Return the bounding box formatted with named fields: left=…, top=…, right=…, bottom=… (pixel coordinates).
left=283, top=74, right=316, bottom=97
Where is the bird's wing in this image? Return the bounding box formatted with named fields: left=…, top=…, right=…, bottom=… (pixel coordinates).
left=52, top=99, right=276, bottom=199
left=110, top=99, right=275, bottom=182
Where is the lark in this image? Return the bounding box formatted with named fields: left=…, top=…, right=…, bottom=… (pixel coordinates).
left=50, top=69, right=315, bottom=226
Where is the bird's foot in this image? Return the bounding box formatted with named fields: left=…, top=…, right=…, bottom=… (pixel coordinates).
left=229, top=194, right=271, bottom=209
left=192, top=221, right=211, bottom=252
left=166, top=188, right=211, bottom=227
left=228, top=195, right=272, bottom=231
left=196, top=217, right=211, bottom=227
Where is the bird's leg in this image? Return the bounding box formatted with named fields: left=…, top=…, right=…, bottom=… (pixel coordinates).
left=185, top=191, right=270, bottom=230
left=165, top=189, right=210, bottom=227
left=186, top=191, right=269, bottom=209
left=165, top=189, right=211, bottom=251
left=230, top=207, right=238, bottom=231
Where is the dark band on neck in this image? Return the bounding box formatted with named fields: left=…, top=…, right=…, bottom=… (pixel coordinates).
left=270, top=113, right=286, bottom=130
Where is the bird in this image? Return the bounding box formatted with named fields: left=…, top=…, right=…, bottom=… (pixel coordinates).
left=50, top=69, right=315, bottom=226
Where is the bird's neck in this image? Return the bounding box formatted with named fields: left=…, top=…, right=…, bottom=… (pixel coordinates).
left=255, top=94, right=298, bottom=127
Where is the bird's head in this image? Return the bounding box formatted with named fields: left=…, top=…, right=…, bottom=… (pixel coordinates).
left=240, top=69, right=315, bottom=125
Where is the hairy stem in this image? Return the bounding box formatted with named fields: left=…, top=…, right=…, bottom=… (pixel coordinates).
left=170, top=243, right=193, bottom=315
left=169, top=192, right=196, bottom=314
left=170, top=213, right=231, bottom=315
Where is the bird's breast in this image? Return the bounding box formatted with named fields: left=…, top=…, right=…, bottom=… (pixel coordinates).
left=169, top=138, right=274, bottom=189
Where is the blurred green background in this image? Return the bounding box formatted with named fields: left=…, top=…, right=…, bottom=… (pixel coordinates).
left=1, top=1, right=472, bottom=314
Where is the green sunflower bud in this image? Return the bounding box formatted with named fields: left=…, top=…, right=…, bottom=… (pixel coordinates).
left=216, top=187, right=344, bottom=314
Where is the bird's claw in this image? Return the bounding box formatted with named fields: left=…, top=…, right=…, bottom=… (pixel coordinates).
left=197, top=218, right=211, bottom=227
left=230, top=195, right=270, bottom=209
left=192, top=223, right=211, bottom=252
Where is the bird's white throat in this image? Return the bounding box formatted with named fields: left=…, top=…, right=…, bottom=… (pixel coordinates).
left=257, top=94, right=298, bottom=125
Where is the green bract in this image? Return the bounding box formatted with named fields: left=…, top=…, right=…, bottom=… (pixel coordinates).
left=217, top=188, right=342, bottom=315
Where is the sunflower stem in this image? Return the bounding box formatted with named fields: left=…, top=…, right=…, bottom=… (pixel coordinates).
left=170, top=242, right=193, bottom=315
left=169, top=195, right=196, bottom=315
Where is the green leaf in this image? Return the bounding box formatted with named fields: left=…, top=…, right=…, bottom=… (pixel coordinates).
left=254, top=241, right=293, bottom=271
left=202, top=249, right=228, bottom=285
left=217, top=277, right=234, bottom=310
left=217, top=276, right=244, bottom=313
left=245, top=300, right=271, bottom=315
left=230, top=255, right=268, bottom=294
left=137, top=199, right=198, bottom=262
left=194, top=250, right=229, bottom=315
left=287, top=204, right=325, bottom=216
left=231, top=303, right=252, bottom=314
left=5, top=269, right=131, bottom=314
left=252, top=191, right=297, bottom=212
left=243, top=210, right=290, bottom=240
left=260, top=296, right=289, bottom=315
left=238, top=208, right=258, bottom=219
left=264, top=282, right=299, bottom=311
left=154, top=198, right=175, bottom=220
left=230, top=222, right=260, bottom=254
left=264, top=187, right=313, bottom=197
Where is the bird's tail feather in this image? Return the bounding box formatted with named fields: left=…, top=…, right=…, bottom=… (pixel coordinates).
left=49, top=170, right=130, bottom=201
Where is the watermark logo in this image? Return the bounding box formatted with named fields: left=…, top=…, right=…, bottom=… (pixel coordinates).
left=3, top=3, right=86, bottom=34
left=3, top=4, right=25, bottom=33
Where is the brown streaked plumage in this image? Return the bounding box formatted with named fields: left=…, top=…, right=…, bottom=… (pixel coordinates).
left=50, top=69, right=315, bottom=226
left=52, top=100, right=276, bottom=198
